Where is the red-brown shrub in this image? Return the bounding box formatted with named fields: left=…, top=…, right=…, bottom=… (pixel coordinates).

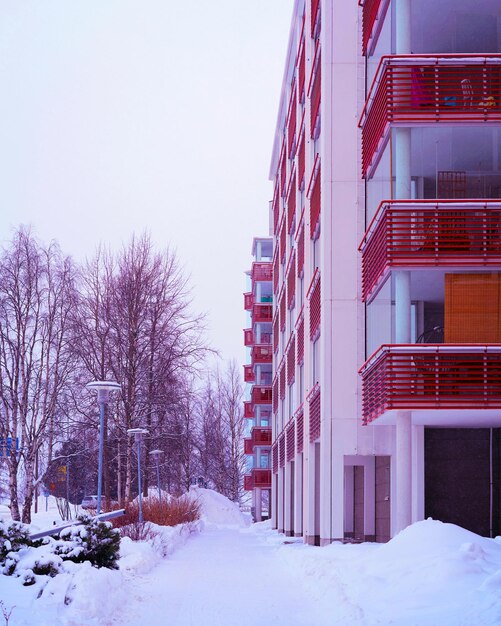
left=113, top=495, right=200, bottom=531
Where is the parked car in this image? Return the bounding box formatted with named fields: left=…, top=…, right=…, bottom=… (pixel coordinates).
left=81, top=495, right=99, bottom=510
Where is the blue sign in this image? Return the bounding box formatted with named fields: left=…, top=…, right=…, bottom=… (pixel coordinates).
left=0, top=437, right=20, bottom=457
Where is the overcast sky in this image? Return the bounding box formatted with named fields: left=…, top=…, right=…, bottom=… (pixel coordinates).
left=0, top=0, right=291, bottom=366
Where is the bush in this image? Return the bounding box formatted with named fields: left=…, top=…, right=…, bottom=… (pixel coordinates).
left=0, top=521, right=31, bottom=564
left=113, top=495, right=200, bottom=532
left=1, top=515, right=121, bottom=583
left=57, top=516, right=121, bottom=569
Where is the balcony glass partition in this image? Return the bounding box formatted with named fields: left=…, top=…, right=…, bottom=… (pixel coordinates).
left=366, top=127, right=501, bottom=222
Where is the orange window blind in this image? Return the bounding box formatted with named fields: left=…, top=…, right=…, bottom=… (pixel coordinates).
left=444, top=273, right=500, bottom=343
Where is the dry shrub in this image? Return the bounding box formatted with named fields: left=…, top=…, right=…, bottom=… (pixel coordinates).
left=113, top=495, right=200, bottom=531
left=118, top=521, right=160, bottom=542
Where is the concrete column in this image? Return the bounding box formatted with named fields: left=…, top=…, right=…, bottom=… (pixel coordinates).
left=271, top=473, right=278, bottom=529
left=305, top=442, right=316, bottom=544
left=284, top=460, right=293, bottom=536
left=277, top=467, right=285, bottom=533
left=395, top=270, right=411, bottom=344
left=255, top=282, right=262, bottom=303
left=395, top=0, right=411, bottom=55
left=255, top=487, right=262, bottom=522
left=394, top=128, right=412, bottom=201
left=293, top=452, right=303, bottom=536
left=396, top=410, right=412, bottom=533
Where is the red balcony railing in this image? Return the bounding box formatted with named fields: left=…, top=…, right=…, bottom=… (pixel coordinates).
left=252, top=303, right=273, bottom=323
left=244, top=401, right=254, bottom=419
left=252, top=468, right=271, bottom=489
left=244, top=474, right=253, bottom=491
left=251, top=345, right=272, bottom=365
left=310, top=0, right=320, bottom=37
left=243, top=329, right=254, bottom=347
left=359, top=0, right=390, bottom=56
left=244, top=292, right=253, bottom=311
left=360, top=55, right=501, bottom=177
left=244, top=438, right=254, bottom=455
left=360, top=200, right=501, bottom=301
left=252, top=427, right=272, bottom=447
left=360, top=344, right=501, bottom=424
left=251, top=385, right=272, bottom=405
left=243, top=364, right=255, bottom=383
left=252, top=262, right=273, bottom=283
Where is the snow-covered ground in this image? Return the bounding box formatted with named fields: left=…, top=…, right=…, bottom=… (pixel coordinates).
left=1, top=489, right=501, bottom=625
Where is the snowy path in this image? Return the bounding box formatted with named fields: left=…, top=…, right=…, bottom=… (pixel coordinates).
left=118, top=526, right=331, bottom=626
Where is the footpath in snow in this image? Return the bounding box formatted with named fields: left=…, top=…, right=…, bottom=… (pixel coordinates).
left=119, top=525, right=329, bottom=626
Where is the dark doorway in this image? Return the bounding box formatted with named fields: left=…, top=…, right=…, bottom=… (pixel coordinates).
left=425, top=428, right=500, bottom=537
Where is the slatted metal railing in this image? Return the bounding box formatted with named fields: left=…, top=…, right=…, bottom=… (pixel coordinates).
left=360, top=55, right=501, bottom=177
left=360, top=344, right=501, bottom=424
left=359, top=200, right=501, bottom=301
left=252, top=427, right=272, bottom=447
left=252, top=262, right=273, bottom=282
left=252, top=468, right=272, bottom=488
left=251, top=385, right=272, bottom=405
left=359, top=0, right=390, bottom=56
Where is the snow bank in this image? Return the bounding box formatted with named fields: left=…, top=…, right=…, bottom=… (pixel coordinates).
left=276, top=519, right=501, bottom=626
left=188, top=487, right=249, bottom=528
left=119, top=520, right=202, bottom=574
left=0, top=516, right=202, bottom=626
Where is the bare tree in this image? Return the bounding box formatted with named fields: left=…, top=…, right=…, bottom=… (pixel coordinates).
left=195, top=361, right=245, bottom=502
left=0, top=228, right=77, bottom=522
left=74, top=233, right=209, bottom=503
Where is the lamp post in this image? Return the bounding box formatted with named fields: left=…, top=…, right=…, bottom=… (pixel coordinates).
left=127, top=428, right=149, bottom=523
left=149, top=449, right=163, bottom=502
left=86, top=380, right=121, bottom=515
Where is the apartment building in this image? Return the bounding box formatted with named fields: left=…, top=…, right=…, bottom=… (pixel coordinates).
left=267, top=0, right=501, bottom=544
left=243, top=238, right=273, bottom=521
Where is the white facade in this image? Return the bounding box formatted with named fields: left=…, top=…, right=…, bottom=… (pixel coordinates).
left=268, top=0, right=501, bottom=544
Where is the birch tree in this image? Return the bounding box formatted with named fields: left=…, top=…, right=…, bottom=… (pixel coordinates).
left=0, top=229, right=77, bottom=522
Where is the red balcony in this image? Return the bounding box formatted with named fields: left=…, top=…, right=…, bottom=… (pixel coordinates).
left=251, top=345, right=272, bottom=365
left=360, top=200, right=501, bottom=301
left=251, top=427, right=272, bottom=447
left=243, top=329, right=254, bottom=347
left=244, top=401, right=254, bottom=419
left=244, top=292, right=253, bottom=311
left=244, top=474, right=253, bottom=491
left=244, top=438, right=254, bottom=455
left=360, top=55, right=501, bottom=177
left=252, top=303, right=273, bottom=323
left=243, top=364, right=255, bottom=383
left=251, top=385, right=272, bottom=405
left=360, top=344, right=501, bottom=426
left=359, top=0, right=390, bottom=56
left=252, top=262, right=273, bottom=283
left=252, top=468, right=271, bottom=489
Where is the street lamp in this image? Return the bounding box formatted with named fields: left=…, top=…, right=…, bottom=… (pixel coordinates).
left=149, top=449, right=164, bottom=502
left=127, top=428, right=149, bottom=523
left=86, top=380, right=121, bottom=515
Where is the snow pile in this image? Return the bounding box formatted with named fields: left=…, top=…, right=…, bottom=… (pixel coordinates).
left=188, top=487, right=249, bottom=528
left=276, top=519, right=501, bottom=625
left=119, top=520, right=202, bottom=573
left=0, top=512, right=202, bottom=625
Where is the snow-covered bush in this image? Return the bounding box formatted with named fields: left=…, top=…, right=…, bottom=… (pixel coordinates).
left=1, top=515, right=121, bottom=585
left=0, top=520, right=32, bottom=564
left=56, top=516, right=121, bottom=569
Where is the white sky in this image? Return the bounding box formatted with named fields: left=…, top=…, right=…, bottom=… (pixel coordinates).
left=0, top=0, right=291, bottom=365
